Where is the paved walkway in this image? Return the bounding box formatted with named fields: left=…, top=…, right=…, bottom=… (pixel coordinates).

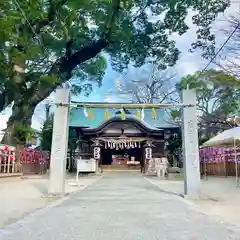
left=146, top=176, right=240, bottom=228
left=0, top=175, right=99, bottom=227
left=0, top=172, right=239, bottom=240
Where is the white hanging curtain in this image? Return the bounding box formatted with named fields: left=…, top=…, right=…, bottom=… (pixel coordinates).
left=141, top=108, right=145, bottom=120
left=83, top=107, right=88, bottom=117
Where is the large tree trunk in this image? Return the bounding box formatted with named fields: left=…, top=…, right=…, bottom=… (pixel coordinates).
left=15, top=144, right=24, bottom=173
left=0, top=0, right=121, bottom=135
left=1, top=39, right=109, bottom=147
left=1, top=102, right=36, bottom=172
left=1, top=102, right=36, bottom=145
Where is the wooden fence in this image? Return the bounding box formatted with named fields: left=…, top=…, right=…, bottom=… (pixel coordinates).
left=200, top=162, right=239, bottom=177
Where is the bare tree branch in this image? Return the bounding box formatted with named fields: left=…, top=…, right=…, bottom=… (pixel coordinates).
left=110, top=65, right=177, bottom=104
left=215, top=9, right=240, bottom=77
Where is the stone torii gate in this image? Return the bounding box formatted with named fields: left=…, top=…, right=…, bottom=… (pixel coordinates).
left=48, top=88, right=200, bottom=197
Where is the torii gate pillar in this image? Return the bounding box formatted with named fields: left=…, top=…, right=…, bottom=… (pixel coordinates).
left=181, top=89, right=201, bottom=197
left=48, top=88, right=70, bottom=196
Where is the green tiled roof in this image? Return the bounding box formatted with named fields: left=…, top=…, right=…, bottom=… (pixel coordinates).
left=69, top=106, right=176, bottom=129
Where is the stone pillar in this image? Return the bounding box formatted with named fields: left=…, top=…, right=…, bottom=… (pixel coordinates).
left=181, top=89, right=200, bottom=197
left=48, top=88, right=70, bottom=196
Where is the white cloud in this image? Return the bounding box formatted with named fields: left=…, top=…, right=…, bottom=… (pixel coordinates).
left=171, top=0, right=239, bottom=78
left=0, top=114, right=42, bottom=142
left=174, top=58, right=205, bottom=76
left=103, top=96, right=117, bottom=103
left=0, top=114, right=43, bottom=132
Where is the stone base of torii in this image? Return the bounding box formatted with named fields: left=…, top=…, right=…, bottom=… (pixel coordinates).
left=48, top=88, right=200, bottom=198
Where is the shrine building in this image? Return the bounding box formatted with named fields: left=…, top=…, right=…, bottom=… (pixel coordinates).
left=69, top=102, right=179, bottom=170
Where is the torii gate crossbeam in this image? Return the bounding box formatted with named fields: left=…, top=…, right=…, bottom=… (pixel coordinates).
left=48, top=88, right=200, bottom=198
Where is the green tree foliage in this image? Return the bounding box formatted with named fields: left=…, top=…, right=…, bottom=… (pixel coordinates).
left=67, top=128, right=78, bottom=172
left=11, top=123, right=35, bottom=172
left=0, top=0, right=230, bottom=144
left=166, top=131, right=182, bottom=167
left=178, top=69, right=240, bottom=118
left=40, top=114, right=54, bottom=151
left=177, top=69, right=240, bottom=143
left=12, top=123, right=35, bottom=145
left=40, top=114, right=79, bottom=171
left=40, top=114, right=78, bottom=156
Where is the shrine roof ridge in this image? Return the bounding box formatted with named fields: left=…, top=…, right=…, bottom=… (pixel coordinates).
left=86, top=115, right=160, bottom=131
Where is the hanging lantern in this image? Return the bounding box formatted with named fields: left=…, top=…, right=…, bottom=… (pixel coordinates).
left=121, top=109, right=126, bottom=120
left=136, top=109, right=141, bottom=120
left=104, top=108, right=109, bottom=120
left=88, top=107, right=94, bottom=120
left=152, top=108, right=156, bottom=120
left=4, top=146, right=9, bottom=151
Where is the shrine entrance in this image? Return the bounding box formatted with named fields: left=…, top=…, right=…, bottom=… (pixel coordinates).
left=48, top=88, right=201, bottom=198
left=102, top=147, right=142, bottom=165
left=100, top=138, right=144, bottom=168
left=76, top=117, right=165, bottom=171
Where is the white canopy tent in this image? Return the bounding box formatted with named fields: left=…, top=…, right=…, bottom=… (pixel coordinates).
left=203, top=127, right=240, bottom=147
left=203, top=127, right=240, bottom=187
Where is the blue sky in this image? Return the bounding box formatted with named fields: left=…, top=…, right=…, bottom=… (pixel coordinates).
left=71, top=61, right=119, bottom=103
left=0, top=1, right=238, bottom=131
left=74, top=1, right=238, bottom=103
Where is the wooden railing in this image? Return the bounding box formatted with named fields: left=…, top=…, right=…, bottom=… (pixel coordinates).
left=0, top=145, right=16, bottom=175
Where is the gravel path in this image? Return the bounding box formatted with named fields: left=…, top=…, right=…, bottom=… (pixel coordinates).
left=0, top=172, right=239, bottom=240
